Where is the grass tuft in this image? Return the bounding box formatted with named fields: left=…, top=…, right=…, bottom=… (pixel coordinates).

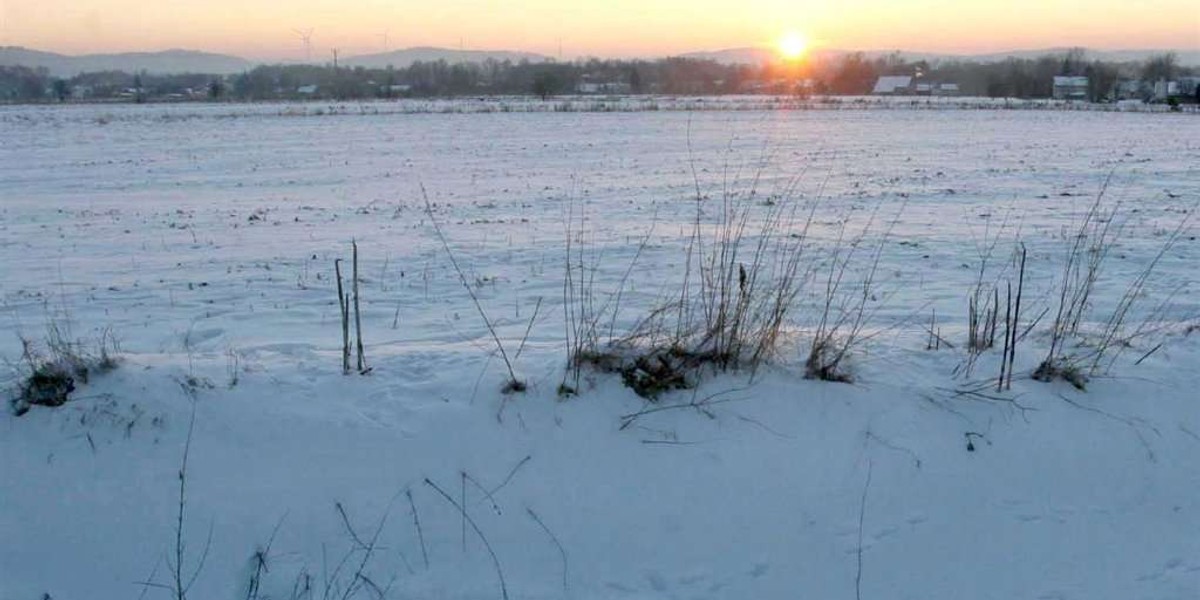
left=10, top=327, right=120, bottom=416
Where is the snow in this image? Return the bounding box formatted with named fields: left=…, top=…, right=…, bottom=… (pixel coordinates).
left=2, top=102, right=1199, bottom=599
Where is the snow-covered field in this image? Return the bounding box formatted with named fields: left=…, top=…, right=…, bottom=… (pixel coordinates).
left=2, top=103, right=1198, bottom=599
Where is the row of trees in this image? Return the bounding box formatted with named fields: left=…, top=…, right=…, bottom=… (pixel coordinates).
left=0, top=66, right=225, bottom=102
left=1, top=50, right=1194, bottom=103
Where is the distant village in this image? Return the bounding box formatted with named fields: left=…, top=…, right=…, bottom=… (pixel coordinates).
left=1, top=49, right=1197, bottom=106
left=869, top=73, right=1196, bottom=104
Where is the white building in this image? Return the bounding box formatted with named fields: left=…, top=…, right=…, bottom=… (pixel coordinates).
left=1151, top=80, right=1180, bottom=101
left=575, top=81, right=632, bottom=94
left=1052, top=76, right=1089, bottom=100
left=935, top=83, right=960, bottom=96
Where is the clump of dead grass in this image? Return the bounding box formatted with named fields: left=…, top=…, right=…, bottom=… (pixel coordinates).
left=564, top=154, right=827, bottom=399
left=9, top=325, right=120, bottom=416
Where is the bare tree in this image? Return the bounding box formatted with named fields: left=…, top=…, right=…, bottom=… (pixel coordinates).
left=1059, top=47, right=1087, bottom=76
left=1141, top=52, right=1177, bottom=84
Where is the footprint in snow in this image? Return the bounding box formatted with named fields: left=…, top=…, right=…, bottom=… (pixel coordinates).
left=834, top=526, right=858, bottom=538
left=660, top=514, right=683, bottom=533
left=1136, top=557, right=1189, bottom=582
left=604, top=581, right=635, bottom=594
left=645, top=571, right=668, bottom=592
left=872, top=525, right=899, bottom=541
left=366, top=385, right=408, bottom=402
left=184, top=327, right=224, bottom=348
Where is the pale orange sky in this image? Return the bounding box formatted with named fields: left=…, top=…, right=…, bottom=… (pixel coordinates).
left=1, top=0, right=1197, bottom=59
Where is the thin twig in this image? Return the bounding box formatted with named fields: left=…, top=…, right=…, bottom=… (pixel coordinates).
left=421, top=184, right=520, bottom=388
left=335, top=502, right=368, bottom=549
left=855, top=458, right=872, bottom=600
left=171, top=404, right=197, bottom=600
left=135, top=558, right=163, bottom=600
left=245, top=514, right=287, bottom=600
left=1055, top=392, right=1159, bottom=462
left=618, top=386, right=751, bottom=429
left=405, top=489, right=429, bottom=570
left=865, top=431, right=921, bottom=469
left=460, top=472, right=467, bottom=553
left=424, top=478, right=509, bottom=600
left=487, top=455, right=533, bottom=497
left=527, top=507, right=569, bottom=594
left=513, top=297, right=543, bottom=361
left=337, top=497, right=397, bottom=600
left=463, top=471, right=501, bottom=515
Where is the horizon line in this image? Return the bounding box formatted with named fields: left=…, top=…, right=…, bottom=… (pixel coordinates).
left=5, top=42, right=1200, bottom=63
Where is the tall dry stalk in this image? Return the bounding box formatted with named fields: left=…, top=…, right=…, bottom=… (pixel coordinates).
left=352, top=241, right=367, bottom=374
left=806, top=199, right=904, bottom=383
left=334, top=258, right=351, bottom=375
left=421, top=185, right=522, bottom=391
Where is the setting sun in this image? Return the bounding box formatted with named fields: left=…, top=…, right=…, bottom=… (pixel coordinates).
left=777, top=31, right=809, bottom=60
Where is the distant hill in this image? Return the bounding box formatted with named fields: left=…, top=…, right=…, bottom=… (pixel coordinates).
left=2, top=44, right=1195, bottom=77
left=0, top=47, right=253, bottom=76
left=679, top=46, right=1200, bottom=67
left=964, top=48, right=1200, bottom=65
left=344, top=47, right=550, bottom=69
left=676, top=47, right=777, bottom=65
left=677, top=46, right=925, bottom=65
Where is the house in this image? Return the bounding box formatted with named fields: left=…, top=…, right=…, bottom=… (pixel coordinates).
left=1151, top=80, right=1180, bottom=101
left=1114, top=78, right=1198, bottom=102
left=872, top=76, right=913, bottom=95
left=297, top=85, right=319, bottom=95
left=575, top=80, right=632, bottom=94
left=1180, top=77, right=1200, bottom=101
left=935, top=83, right=960, bottom=96
left=875, top=77, right=957, bottom=97
left=575, top=73, right=634, bottom=95
left=1052, top=76, right=1089, bottom=100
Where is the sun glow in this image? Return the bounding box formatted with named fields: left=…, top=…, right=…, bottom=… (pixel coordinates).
left=777, top=31, right=809, bottom=60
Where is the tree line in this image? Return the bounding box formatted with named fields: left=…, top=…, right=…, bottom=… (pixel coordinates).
left=1, top=49, right=1194, bottom=103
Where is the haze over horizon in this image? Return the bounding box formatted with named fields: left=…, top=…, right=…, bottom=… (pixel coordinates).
left=1, top=0, right=1196, bottom=61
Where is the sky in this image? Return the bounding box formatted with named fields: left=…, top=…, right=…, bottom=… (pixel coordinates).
left=1, top=0, right=1197, bottom=59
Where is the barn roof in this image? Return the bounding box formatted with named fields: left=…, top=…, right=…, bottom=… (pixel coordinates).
left=872, top=76, right=913, bottom=94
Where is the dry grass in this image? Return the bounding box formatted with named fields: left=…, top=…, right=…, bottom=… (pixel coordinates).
left=1035, top=177, right=1195, bottom=387
left=559, top=196, right=658, bottom=396
left=804, top=200, right=905, bottom=383
left=1039, top=175, right=1122, bottom=378
left=9, top=324, right=119, bottom=416
left=565, top=158, right=821, bottom=399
